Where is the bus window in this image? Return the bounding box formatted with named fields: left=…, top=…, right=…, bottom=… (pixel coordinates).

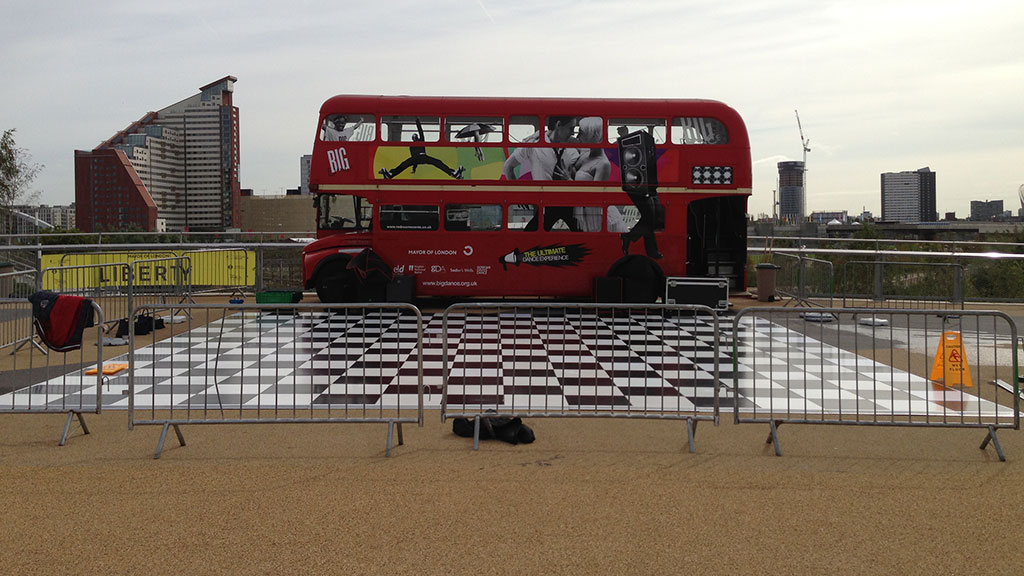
left=445, top=204, right=502, bottom=231
left=543, top=206, right=580, bottom=231
left=317, top=194, right=373, bottom=230
left=321, top=114, right=376, bottom=142
left=379, top=205, right=439, bottom=231
left=572, top=207, right=603, bottom=231
left=508, top=204, right=537, bottom=231
left=381, top=116, right=441, bottom=143
left=608, top=119, right=667, bottom=144
left=671, top=117, right=729, bottom=145
left=609, top=203, right=663, bottom=231
left=576, top=117, right=604, bottom=146
left=541, top=206, right=603, bottom=232
left=608, top=204, right=640, bottom=233
left=543, top=116, right=579, bottom=143
left=509, top=116, right=540, bottom=143
left=445, top=117, right=505, bottom=143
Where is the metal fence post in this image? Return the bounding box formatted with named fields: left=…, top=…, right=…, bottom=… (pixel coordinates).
left=953, top=263, right=964, bottom=305
left=874, top=261, right=884, bottom=303
left=93, top=302, right=104, bottom=415
left=255, top=246, right=264, bottom=293
left=127, top=265, right=134, bottom=326
left=826, top=261, right=834, bottom=307
left=798, top=254, right=807, bottom=305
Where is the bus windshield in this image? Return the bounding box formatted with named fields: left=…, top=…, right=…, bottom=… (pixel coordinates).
left=316, top=194, right=373, bottom=231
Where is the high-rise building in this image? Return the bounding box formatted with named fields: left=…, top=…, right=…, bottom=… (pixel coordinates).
left=880, top=167, right=936, bottom=223
left=777, top=161, right=805, bottom=222
left=32, top=203, right=76, bottom=230
left=970, top=200, right=1004, bottom=221
left=300, top=155, right=312, bottom=195
left=75, top=76, right=240, bottom=232
left=74, top=147, right=158, bottom=232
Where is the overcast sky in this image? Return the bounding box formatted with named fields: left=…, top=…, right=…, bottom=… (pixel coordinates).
left=2, top=0, right=1022, bottom=219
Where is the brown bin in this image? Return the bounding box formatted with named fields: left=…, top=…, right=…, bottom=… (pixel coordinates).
left=755, top=263, right=780, bottom=302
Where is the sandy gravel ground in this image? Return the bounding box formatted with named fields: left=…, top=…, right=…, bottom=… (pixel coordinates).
left=1, top=409, right=1022, bottom=576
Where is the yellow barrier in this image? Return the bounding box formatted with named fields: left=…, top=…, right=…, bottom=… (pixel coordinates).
left=41, top=251, right=256, bottom=289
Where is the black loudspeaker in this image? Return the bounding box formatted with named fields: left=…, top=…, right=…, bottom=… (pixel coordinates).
left=593, top=276, right=622, bottom=303
left=622, top=278, right=657, bottom=303
left=386, top=275, right=416, bottom=303
left=617, top=130, right=658, bottom=194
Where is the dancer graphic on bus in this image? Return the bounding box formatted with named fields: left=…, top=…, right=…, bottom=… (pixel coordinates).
left=379, top=118, right=465, bottom=180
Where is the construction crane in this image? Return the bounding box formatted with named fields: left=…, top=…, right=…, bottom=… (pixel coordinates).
left=795, top=109, right=811, bottom=164
left=795, top=110, right=810, bottom=218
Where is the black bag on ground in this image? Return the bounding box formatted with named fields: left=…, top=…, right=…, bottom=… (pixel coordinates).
left=515, top=423, right=535, bottom=444
left=452, top=415, right=535, bottom=445
left=116, top=314, right=161, bottom=337
left=452, top=417, right=476, bottom=438
left=134, top=314, right=154, bottom=336
left=115, top=318, right=130, bottom=338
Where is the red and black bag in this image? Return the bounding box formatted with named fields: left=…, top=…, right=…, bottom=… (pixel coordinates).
left=28, top=291, right=95, bottom=352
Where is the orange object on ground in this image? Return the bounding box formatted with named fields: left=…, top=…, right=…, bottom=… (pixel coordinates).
left=85, top=363, right=129, bottom=376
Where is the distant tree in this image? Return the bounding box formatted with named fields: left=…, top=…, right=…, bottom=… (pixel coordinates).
left=852, top=222, right=882, bottom=240
left=967, top=259, right=1024, bottom=300
left=1, top=129, right=42, bottom=234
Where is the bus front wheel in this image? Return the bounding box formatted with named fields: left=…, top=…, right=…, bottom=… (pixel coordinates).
left=314, top=262, right=358, bottom=303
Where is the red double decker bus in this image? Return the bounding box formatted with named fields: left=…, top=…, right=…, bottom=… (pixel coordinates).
left=302, top=95, right=751, bottom=303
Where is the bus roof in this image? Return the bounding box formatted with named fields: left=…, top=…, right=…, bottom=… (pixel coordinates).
left=319, top=95, right=747, bottom=142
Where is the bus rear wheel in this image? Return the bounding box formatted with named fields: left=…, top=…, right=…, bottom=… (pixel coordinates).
left=607, top=255, right=665, bottom=303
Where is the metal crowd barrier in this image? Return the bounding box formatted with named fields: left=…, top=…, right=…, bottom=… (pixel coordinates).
left=128, top=302, right=424, bottom=458
left=732, top=307, right=1019, bottom=460
left=441, top=303, right=721, bottom=451
left=841, top=260, right=965, bottom=310
left=181, top=249, right=252, bottom=295
left=41, top=263, right=133, bottom=332
left=256, top=245, right=306, bottom=292
left=774, top=253, right=834, bottom=308
left=1, top=268, right=39, bottom=298
left=40, top=259, right=194, bottom=338
left=0, top=299, right=105, bottom=445
left=130, top=256, right=192, bottom=315
left=1, top=296, right=44, bottom=354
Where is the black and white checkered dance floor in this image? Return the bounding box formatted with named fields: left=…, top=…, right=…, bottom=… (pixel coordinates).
left=2, top=310, right=1011, bottom=418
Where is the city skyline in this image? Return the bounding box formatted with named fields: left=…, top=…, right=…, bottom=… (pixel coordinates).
left=2, top=1, right=1021, bottom=219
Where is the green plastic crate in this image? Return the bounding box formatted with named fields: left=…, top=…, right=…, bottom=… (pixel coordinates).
left=255, top=291, right=302, bottom=304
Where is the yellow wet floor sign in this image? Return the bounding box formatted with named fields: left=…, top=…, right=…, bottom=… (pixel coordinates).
left=929, top=331, right=973, bottom=387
